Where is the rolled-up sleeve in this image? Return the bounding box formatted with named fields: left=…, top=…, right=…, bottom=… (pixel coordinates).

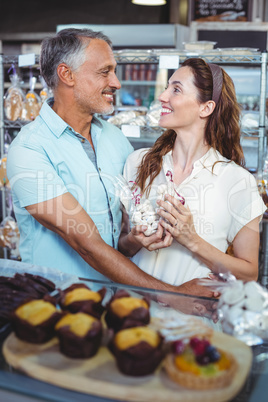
left=7, top=143, right=67, bottom=208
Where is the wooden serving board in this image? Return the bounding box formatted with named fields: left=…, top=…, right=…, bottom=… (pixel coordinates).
left=3, top=331, right=252, bottom=402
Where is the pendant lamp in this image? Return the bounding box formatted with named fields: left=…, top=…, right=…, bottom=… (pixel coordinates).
left=132, top=0, right=166, bottom=5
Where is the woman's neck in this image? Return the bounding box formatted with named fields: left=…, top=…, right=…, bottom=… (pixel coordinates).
left=171, top=130, right=210, bottom=185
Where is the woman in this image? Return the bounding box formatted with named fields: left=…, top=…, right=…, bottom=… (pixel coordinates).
left=119, top=58, right=266, bottom=286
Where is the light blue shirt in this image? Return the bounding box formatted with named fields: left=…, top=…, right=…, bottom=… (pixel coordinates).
left=7, top=99, right=133, bottom=280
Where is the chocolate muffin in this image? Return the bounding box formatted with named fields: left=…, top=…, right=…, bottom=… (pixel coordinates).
left=55, top=312, right=102, bottom=358
left=109, top=326, right=164, bottom=376
left=58, top=283, right=106, bottom=319
left=105, top=290, right=150, bottom=332
left=11, top=297, right=62, bottom=343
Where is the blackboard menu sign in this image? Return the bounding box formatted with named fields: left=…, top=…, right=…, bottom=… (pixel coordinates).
left=192, top=0, right=252, bottom=22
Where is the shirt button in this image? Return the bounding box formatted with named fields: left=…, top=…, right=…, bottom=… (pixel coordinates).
left=109, top=197, right=112, bottom=202
left=81, top=138, right=85, bottom=143
left=114, top=229, right=116, bottom=233
left=98, top=167, right=101, bottom=172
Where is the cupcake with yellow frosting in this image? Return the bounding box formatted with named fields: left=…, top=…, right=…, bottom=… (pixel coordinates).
left=105, top=290, right=150, bottom=332
left=55, top=312, right=102, bottom=358
left=58, top=283, right=106, bottom=319
left=11, top=297, right=62, bottom=343
left=110, top=326, right=164, bottom=376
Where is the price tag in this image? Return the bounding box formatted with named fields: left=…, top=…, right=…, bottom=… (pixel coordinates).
left=121, top=125, right=141, bottom=138
left=18, top=53, right=35, bottom=67
left=159, top=55, right=179, bottom=70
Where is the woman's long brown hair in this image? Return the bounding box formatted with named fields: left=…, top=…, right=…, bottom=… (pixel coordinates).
left=135, top=57, right=245, bottom=195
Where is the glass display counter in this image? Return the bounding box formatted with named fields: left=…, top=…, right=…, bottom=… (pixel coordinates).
left=0, top=260, right=268, bottom=402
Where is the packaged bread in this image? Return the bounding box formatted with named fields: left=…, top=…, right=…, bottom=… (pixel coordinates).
left=39, top=77, right=53, bottom=104
left=21, top=76, right=41, bottom=121
left=4, top=73, right=25, bottom=121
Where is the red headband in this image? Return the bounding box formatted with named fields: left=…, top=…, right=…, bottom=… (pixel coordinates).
left=208, top=63, right=223, bottom=104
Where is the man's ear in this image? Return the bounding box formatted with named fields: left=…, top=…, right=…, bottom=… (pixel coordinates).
left=57, top=63, right=74, bottom=86
left=200, top=100, right=216, bottom=118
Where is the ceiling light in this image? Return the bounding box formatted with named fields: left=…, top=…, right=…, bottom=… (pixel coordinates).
left=132, top=0, right=166, bottom=5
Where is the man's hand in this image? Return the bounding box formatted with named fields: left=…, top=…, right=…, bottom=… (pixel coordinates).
left=176, top=278, right=220, bottom=298
left=156, top=278, right=220, bottom=323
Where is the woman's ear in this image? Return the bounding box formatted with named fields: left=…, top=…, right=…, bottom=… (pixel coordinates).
left=57, top=63, right=74, bottom=87
left=200, top=100, right=216, bottom=118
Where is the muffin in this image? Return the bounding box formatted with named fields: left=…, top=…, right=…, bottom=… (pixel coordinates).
left=105, top=290, right=150, bottom=332
left=164, top=336, right=237, bottom=390
left=58, top=283, right=106, bottom=319
left=55, top=312, right=102, bottom=358
left=109, top=326, right=164, bottom=376
left=11, top=297, right=62, bottom=343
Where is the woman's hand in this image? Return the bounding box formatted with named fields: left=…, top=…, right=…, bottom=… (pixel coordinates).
left=157, top=194, right=199, bottom=252
left=130, top=222, right=173, bottom=252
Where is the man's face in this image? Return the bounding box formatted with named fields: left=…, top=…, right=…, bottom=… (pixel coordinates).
left=72, top=39, right=121, bottom=115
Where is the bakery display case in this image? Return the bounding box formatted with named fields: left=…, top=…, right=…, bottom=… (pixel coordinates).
left=0, top=259, right=268, bottom=401
left=0, top=259, right=268, bottom=402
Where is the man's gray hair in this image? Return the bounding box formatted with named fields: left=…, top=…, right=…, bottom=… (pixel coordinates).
left=40, top=28, right=112, bottom=89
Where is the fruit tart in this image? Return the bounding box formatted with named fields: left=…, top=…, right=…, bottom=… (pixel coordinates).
left=58, top=283, right=106, bottom=319
left=11, top=296, right=62, bottom=343
left=164, top=336, right=237, bottom=390
left=109, top=326, right=164, bottom=376
left=55, top=312, right=102, bottom=358
left=105, top=289, right=150, bottom=332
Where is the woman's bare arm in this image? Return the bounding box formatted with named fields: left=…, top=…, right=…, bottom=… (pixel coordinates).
left=157, top=194, right=260, bottom=281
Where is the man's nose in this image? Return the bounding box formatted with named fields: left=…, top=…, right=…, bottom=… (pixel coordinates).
left=110, top=73, right=121, bottom=89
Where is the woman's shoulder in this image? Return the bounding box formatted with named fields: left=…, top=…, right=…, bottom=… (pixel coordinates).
left=220, top=160, right=259, bottom=194
left=125, top=147, right=150, bottom=166
left=225, top=159, right=254, bottom=177
left=213, top=150, right=251, bottom=176
left=124, top=148, right=149, bottom=179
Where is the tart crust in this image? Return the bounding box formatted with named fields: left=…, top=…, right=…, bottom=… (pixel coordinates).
left=164, top=350, right=238, bottom=390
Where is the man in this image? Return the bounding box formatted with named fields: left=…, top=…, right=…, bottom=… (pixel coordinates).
left=7, top=28, right=217, bottom=302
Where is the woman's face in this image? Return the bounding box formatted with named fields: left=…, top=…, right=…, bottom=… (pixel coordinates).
left=158, top=66, right=202, bottom=131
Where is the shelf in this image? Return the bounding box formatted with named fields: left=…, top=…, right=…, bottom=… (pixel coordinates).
left=3, top=119, right=30, bottom=129
left=1, top=55, right=40, bottom=65
left=121, top=80, right=157, bottom=86
left=1, top=52, right=264, bottom=67
left=114, top=52, right=263, bottom=65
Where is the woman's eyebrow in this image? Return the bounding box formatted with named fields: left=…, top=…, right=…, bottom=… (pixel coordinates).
left=169, top=80, right=183, bottom=86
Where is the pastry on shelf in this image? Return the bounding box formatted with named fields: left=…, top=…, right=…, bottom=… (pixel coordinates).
left=105, top=289, right=150, bottom=332
left=164, top=336, right=237, bottom=390
left=58, top=283, right=106, bottom=319
left=55, top=312, right=102, bottom=358
left=109, top=326, right=164, bottom=376
left=11, top=297, right=62, bottom=343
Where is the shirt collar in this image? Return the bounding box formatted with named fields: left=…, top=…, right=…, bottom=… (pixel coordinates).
left=39, top=98, right=103, bottom=138
left=39, top=98, right=68, bottom=138
left=163, top=147, right=229, bottom=180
